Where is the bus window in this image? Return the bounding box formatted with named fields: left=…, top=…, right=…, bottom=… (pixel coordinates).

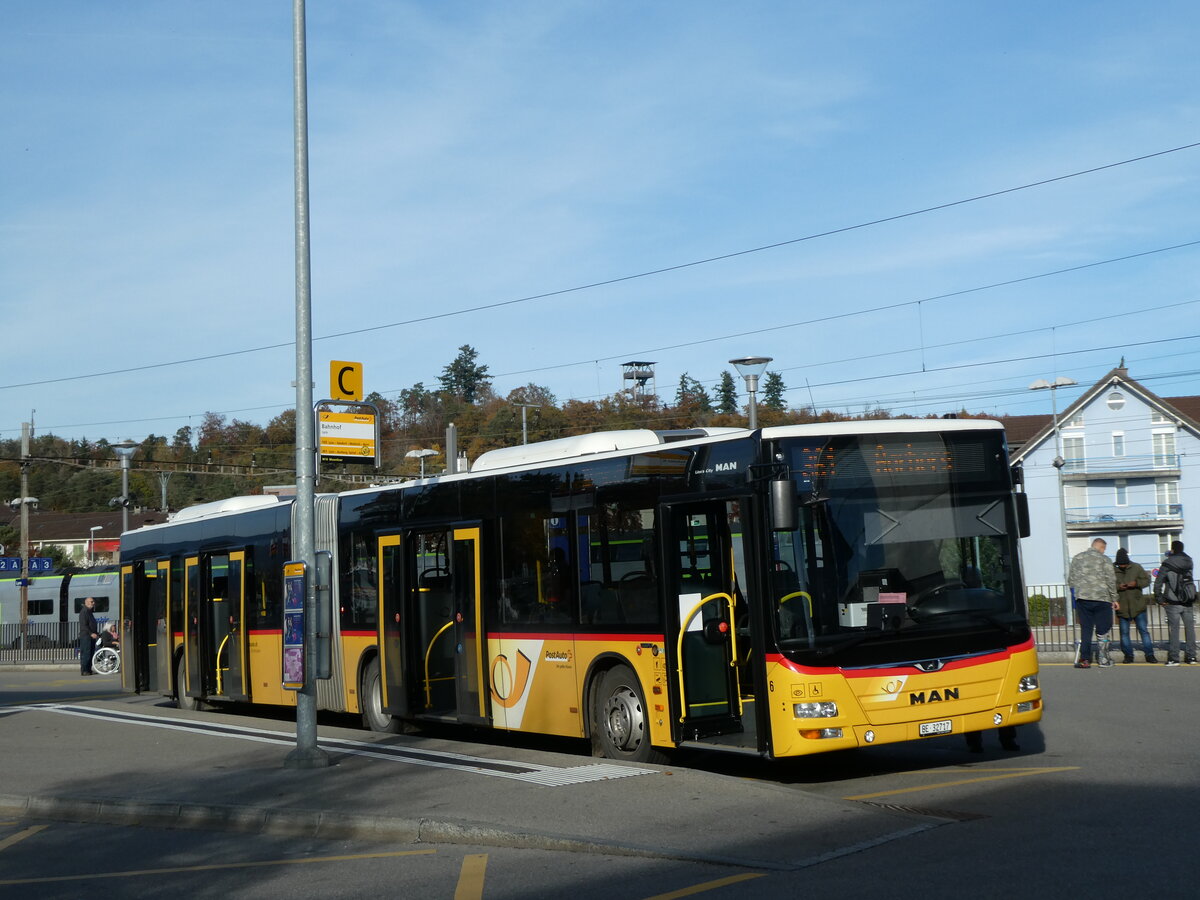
left=344, top=530, right=378, bottom=629
left=588, top=502, right=659, bottom=626
left=500, top=514, right=575, bottom=625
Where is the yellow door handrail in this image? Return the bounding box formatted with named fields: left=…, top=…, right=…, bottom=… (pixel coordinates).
left=215, top=632, right=232, bottom=696
left=424, top=620, right=455, bottom=707
left=676, top=591, right=734, bottom=723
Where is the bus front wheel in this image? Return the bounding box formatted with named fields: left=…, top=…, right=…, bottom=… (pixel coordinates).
left=362, top=658, right=402, bottom=733
left=591, top=665, right=667, bottom=764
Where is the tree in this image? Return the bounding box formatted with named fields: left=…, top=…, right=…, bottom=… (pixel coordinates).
left=762, top=372, right=787, bottom=411
left=716, top=371, right=738, bottom=414
left=438, top=345, right=492, bottom=403
left=673, top=373, right=711, bottom=413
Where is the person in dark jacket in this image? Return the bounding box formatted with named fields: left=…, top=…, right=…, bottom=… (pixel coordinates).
left=1115, top=548, right=1156, bottom=664
left=78, top=597, right=99, bottom=676
left=1155, top=541, right=1196, bottom=666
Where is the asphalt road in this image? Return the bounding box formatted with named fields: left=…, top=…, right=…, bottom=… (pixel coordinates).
left=1, top=661, right=1195, bottom=898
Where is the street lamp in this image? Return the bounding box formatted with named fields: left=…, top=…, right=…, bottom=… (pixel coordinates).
left=729, top=356, right=773, bottom=430
left=405, top=448, right=437, bottom=477
left=1030, top=377, right=1078, bottom=598
left=111, top=439, right=138, bottom=534
left=89, top=525, right=103, bottom=566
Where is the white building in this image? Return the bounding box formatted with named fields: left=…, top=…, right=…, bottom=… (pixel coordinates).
left=1008, top=365, right=1200, bottom=589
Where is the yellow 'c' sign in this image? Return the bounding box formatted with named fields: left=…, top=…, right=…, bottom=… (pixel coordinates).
left=330, top=361, right=363, bottom=401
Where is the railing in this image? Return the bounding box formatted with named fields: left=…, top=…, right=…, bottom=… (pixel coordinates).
left=0, top=622, right=81, bottom=663
left=1026, top=584, right=1173, bottom=654
left=1065, top=504, right=1183, bottom=524
left=1061, top=453, right=1179, bottom=474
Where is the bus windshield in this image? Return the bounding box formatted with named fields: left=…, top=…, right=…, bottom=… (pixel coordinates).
left=770, top=430, right=1028, bottom=666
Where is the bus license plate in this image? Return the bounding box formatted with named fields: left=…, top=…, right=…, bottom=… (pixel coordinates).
left=919, top=719, right=952, bottom=736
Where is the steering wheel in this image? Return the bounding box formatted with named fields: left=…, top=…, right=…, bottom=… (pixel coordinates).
left=910, top=579, right=965, bottom=605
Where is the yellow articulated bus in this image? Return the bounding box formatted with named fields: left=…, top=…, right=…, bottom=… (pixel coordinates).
left=119, top=421, right=1042, bottom=762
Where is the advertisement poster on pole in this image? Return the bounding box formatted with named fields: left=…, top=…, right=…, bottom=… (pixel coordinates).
left=283, top=561, right=306, bottom=690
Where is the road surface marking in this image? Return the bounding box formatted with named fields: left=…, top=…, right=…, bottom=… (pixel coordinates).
left=0, top=848, right=436, bottom=886
left=0, top=824, right=47, bottom=853
left=454, top=853, right=488, bottom=900
left=19, top=703, right=656, bottom=786
left=643, top=873, right=765, bottom=898
left=844, top=766, right=1079, bottom=800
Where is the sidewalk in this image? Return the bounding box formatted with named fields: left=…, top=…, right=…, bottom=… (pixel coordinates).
left=0, top=691, right=947, bottom=870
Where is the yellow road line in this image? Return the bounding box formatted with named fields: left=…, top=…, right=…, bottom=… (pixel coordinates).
left=0, top=848, right=436, bottom=886
left=643, top=873, right=765, bottom=899
left=845, top=766, right=1079, bottom=801
left=0, top=825, right=47, bottom=853
left=454, top=853, right=488, bottom=900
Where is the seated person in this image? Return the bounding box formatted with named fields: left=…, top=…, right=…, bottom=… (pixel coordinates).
left=98, top=623, right=120, bottom=649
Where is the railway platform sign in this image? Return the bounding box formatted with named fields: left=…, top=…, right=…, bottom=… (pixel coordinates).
left=0, top=557, right=53, bottom=572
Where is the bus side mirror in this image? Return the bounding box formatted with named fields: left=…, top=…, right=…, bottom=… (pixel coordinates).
left=770, top=479, right=797, bottom=532
left=1015, top=492, right=1030, bottom=539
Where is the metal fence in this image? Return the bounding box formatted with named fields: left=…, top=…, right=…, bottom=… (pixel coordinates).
left=1026, top=583, right=1171, bottom=654
left=0, top=622, right=81, bottom=663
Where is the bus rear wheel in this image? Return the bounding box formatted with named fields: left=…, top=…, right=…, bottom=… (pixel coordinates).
left=176, top=655, right=201, bottom=711
left=362, top=658, right=402, bottom=733
left=591, top=665, right=667, bottom=764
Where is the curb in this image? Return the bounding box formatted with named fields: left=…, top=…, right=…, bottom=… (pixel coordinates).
left=0, top=793, right=804, bottom=870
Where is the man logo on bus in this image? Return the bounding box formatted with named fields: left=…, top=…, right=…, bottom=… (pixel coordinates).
left=909, top=687, right=959, bottom=704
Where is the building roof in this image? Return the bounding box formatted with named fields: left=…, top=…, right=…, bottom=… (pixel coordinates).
left=1007, top=366, right=1200, bottom=463
left=0, top=509, right=168, bottom=544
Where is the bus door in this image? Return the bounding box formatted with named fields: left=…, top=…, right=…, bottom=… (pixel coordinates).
left=153, top=560, right=171, bottom=696
left=184, top=552, right=249, bottom=702
left=407, top=526, right=486, bottom=725
left=120, top=562, right=151, bottom=693
left=663, top=499, right=756, bottom=747
left=376, top=533, right=408, bottom=720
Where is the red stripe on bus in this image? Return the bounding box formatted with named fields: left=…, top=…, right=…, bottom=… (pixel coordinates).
left=486, top=632, right=665, bottom=643
left=765, top=635, right=1035, bottom=675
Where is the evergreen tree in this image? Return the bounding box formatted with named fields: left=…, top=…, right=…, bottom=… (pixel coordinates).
left=762, top=372, right=787, bottom=411
left=438, top=345, right=492, bottom=403
left=716, top=371, right=738, bottom=414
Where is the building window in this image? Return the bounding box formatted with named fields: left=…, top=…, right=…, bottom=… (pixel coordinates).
left=1160, top=533, right=1181, bottom=556
left=1118, top=534, right=1129, bottom=553
left=1156, top=481, right=1180, bottom=517
left=1062, top=435, right=1085, bottom=472
left=1151, top=411, right=1170, bottom=425
left=1064, top=414, right=1085, bottom=428
left=1152, top=430, right=1177, bottom=467
left=1064, top=483, right=1087, bottom=523
left=1115, top=480, right=1127, bottom=507
left=1106, top=392, right=1125, bottom=410
left=1112, top=432, right=1125, bottom=457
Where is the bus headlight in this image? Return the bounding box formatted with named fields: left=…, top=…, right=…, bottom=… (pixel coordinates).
left=1018, top=674, right=1039, bottom=692
left=794, top=701, right=838, bottom=718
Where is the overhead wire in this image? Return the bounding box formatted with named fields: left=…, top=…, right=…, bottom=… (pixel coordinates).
left=4, top=142, right=1200, bottom=393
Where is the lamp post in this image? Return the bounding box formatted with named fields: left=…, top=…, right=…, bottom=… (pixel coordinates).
left=89, top=525, right=103, bottom=566
left=1030, top=377, right=1077, bottom=600
left=113, top=440, right=138, bottom=534
left=406, top=448, right=437, bottom=477
left=729, top=356, right=773, bottom=430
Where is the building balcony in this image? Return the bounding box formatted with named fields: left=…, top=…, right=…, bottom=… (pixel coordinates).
left=1065, top=503, right=1183, bottom=530
left=1060, top=453, right=1180, bottom=481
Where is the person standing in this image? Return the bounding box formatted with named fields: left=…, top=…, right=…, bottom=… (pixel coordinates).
left=1115, top=548, right=1157, bottom=664
left=1069, top=537, right=1118, bottom=669
left=78, top=596, right=99, bottom=676
left=1155, top=540, right=1196, bottom=666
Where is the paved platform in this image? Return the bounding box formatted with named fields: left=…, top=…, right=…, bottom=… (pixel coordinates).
left=0, top=688, right=943, bottom=871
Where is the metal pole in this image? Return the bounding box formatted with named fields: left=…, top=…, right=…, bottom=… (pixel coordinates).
left=1051, top=386, right=1074, bottom=627
left=747, top=386, right=759, bottom=430
left=18, top=423, right=30, bottom=648
left=285, top=0, right=329, bottom=769
left=120, top=456, right=130, bottom=534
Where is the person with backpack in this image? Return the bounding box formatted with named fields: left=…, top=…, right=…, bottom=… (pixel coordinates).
left=1154, top=540, right=1196, bottom=666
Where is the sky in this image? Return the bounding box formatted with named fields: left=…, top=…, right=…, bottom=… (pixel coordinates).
left=3, top=1, right=1199, bottom=449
